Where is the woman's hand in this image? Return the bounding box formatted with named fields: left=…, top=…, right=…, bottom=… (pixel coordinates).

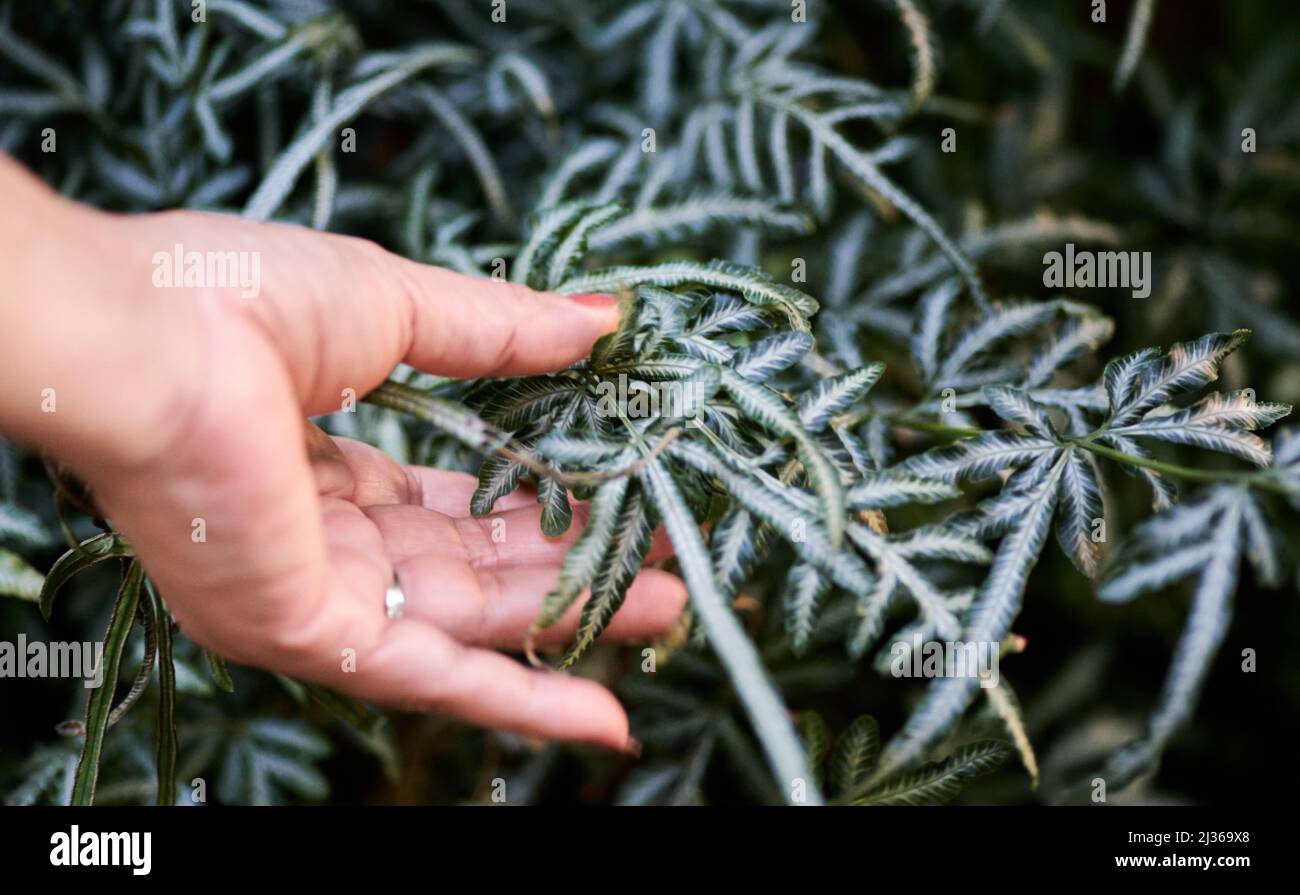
left=0, top=157, right=686, bottom=750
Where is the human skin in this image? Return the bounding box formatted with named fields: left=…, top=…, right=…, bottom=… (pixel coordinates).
left=0, top=154, right=686, bottom=751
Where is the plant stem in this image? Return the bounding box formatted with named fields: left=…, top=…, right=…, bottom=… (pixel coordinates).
left=1072, top=437, right=1292, bottom=496
left=889, top=416, right=984, bottom=439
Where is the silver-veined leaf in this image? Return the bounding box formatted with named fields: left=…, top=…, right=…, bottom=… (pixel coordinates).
left=1055, top=448, right=1104, bottom=577
left=798, top=363, right=883, bottom=432
left=784, top=562, right=829, bottom=656
left=640, top=457, right=820, bottom=805
left=730, top=331, right=813, bottom=382
left=561, top=488, right=656, bottom=667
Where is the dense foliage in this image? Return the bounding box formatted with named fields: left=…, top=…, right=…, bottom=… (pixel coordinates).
left=2, top=0, right=1298, bottom=805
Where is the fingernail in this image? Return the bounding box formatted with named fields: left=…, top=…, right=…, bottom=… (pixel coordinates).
left=623, top=736, right=643, bottom=758
left=564, top=292, right=623, bottom=334
left=565, top=292, right=621, bottom=310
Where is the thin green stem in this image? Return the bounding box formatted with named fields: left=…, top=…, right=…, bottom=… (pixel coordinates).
left=889, top=416, right=984, bottom=439
left=1071, top=437, right=1292, bottom=496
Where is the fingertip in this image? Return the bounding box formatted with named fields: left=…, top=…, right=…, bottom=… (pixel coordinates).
left=553, top=291, right=622, bottom=339
left=534, top=672, right=630, bottom=750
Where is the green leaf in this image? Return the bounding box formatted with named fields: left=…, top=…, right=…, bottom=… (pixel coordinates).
left=538, top=476, right=574, bottom=537
left=561, top=488, right=656, bottom=667
left=536, top=475, right=631, bottom=628
left=855, top=740, right=1011, bottom=805
left=671, top=442, right=871, bottom=593
left=545, top=200, right=626, bottom=289
left=984, top=679, right=1038, bottom=787
left=901, top=431, right=1058, bottom=483
left=718, top=367, right=846, bottom=548
left=72, top=561, right=144, bottom=806
left=1111, top=389, right=1290, bottom=467
left=0, top=548, right=43, bottom=602
left=798, top=363, right=884, bottom=431
left=244, top=43, right=477, bottom=221
left=731, top=331, right=813, bottom=382
left=559, top=259, right=818, bottom=328
left=1109, top=330, right=1251, bottom=426
left=709, top=506, right=759, bottom=601
left=875, top=454, right=1064, bottom=780
left=831, top=715, right=880, bottom=797
left=149, top=581, right=178, bottom=805
left=471, top=455, right=524, bottom=517
left=591, top=195, right=812, bottom=251
left=784, top=562, right=829, bottom=656
left=1055, top=448, right=1104, bottom=577
left=847, top=470, right=960, bottom=509
left=205, top=649, right=235, bottom=693
left=40, top=532, right=133, bottom=620
left=640, top=456, right=820, bottom=805
left=513, top=201, right=594, bottom=288
left=799, top=711, right=832, bottom=786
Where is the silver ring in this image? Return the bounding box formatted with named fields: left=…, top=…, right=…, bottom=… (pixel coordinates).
left=385, top=580, right=406, bottom=619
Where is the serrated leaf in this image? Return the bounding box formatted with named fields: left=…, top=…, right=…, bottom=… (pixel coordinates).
left=892, top=527, right=993, bottom=564
left=799, top=711, right=832, bottom=786
left=562, top=488, right=656, bottom=667
left=985, top=386, right=1058, bottom=438
left=559, top=260, right=818, bottom=329
left=535, top=434, right=629, bottom=466
left=1055, top=448, right=1104, bottom=577
left=1110, top=330, right=1250, bottom=425
left=72, top=561, right=144, bottom=805
left=670, top=441, right=872, bottom=594
left=640, top=456, right=819, bottom=804
left=900, top=431, right=1058, bottom=483
left=1111, top=390, right=1290, bottom=467
left=911, top=277, right=961, bottom=384
left=710, top=507, right=759, bottom=601
left=471, top=455, right=523, bottom=517
left=984, top=679, right=1038, bottom=787
left=830, top=715, right=880, bottom=796
left=591, top=195, right=811, bottom=250
left=798, top=363, right=884, bottom=431
left=784, top=562, right=829, bottom=655
left=855, top=740, right=1011, bottom=805
left=875, top=455, right=1064, bottom=780
left=538, top=476, right=574, bottom=537
left=848, top=471, right=960, bottom=509
left=545, top=200, right=626, bottom=289
left=688, top=295, right=769, bottom=336
left=536, top=475, right=630, bottom=628
left=481, top=378, right=585, bottom=431
left=718, top=367, right=846, bottom=548
left=1099, top=541, right=1215, bottom=603
left=936, top=301, right=1061, bottom=383
left=730, top=331, right=813, bottom=381
left=1103, top=347, right=1160, bottom=412
left=1022, top=314, right=1115, bottom=389
left=244, top=44, right=476, bottom=221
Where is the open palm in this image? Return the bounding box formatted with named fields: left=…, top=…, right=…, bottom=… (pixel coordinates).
left=66, top=208, right=686, bottom=751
